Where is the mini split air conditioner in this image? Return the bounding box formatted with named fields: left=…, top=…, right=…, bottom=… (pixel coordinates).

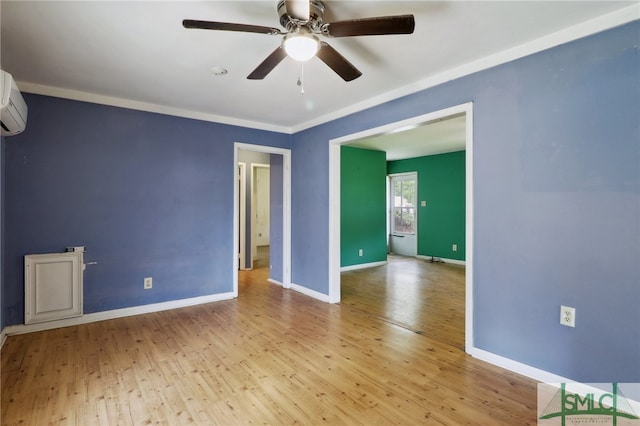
left=1, top=70, right=28, bottom=136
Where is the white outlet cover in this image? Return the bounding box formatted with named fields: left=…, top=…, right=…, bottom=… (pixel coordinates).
left=560, top=305, right=575, bottom=327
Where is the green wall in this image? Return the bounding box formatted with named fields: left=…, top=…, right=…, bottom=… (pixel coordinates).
left=387, top=151, right=466, bottom=261
left=340, top=146, right=387, bottom=267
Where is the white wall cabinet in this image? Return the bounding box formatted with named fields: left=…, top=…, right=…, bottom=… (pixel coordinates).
left=24, top=252, right=83, bottom=324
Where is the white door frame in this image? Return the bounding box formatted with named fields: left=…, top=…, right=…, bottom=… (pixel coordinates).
left=233, top=143, right=291, bottom=296
left=328, top=102, right=474, bottom=353
left=238, top=162, right=247, bottom=270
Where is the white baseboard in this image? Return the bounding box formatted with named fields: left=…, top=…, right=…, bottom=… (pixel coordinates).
left=340, top=260, right=387, bottom=272
left=289, top=282, right=330, bottom=303
left=1, top=292, right=236, bottom=340
left=1, top=286, right=574, bottom=386
left=467, top=345, right=572, bottom=384
left=341, top=258, right=465, bottom=270
left=268, top=278, right=283, bottom=286
left=416, top=255, right=466, bottom=266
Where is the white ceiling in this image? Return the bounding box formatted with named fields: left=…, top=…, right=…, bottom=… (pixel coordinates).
left=348, top=113, right=466, bottom=160
left=1, top=0, right=637, bottom=141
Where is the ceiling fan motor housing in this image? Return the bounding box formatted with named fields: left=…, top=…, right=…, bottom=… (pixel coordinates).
left=277, top=0, right=325, bottom=31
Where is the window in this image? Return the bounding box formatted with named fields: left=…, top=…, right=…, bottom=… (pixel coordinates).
left=391, top=175, right=416, bottom=234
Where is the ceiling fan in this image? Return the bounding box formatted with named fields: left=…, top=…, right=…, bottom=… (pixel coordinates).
left=183, top=0, right=415, bottom=82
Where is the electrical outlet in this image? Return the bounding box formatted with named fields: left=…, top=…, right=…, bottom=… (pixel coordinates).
left=560, top=305, right=575, bottom=327
left=144, top=277, right=153, bottom=290
left=358, top=249, right=363, bottom=257
left=452, top=244, right=457, bottom=252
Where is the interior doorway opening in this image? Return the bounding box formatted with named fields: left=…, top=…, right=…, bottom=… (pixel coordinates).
left=233, top=143, right=291, bottom=297
left=238, top=159, right=271, bottom=271
left=328, top=102, right=474, bottom=352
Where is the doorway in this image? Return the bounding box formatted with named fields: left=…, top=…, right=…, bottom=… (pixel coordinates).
left=233, top=143, right=291, bottom=297
left=239, top=160, right=271, bottom=270
left=388, top=172, right=418, bottom=257
left=328, top=102, right=474, bottom=352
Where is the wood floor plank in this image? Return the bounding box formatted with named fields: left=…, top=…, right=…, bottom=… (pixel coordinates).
left=2, top=259, right=538, bottom=425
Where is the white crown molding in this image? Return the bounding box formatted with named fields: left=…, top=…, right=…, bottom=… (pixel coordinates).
left=16, top=82, right=292, bottom=134
left=14, top=7, right=638, bottom=135
left=291, top=5, right=640, bottom=133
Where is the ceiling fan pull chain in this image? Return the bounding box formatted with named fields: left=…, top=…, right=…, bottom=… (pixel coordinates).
left=297, top=62, right=305, bottom=95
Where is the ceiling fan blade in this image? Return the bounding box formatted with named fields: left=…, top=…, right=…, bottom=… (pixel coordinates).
left=183, top=19, right=282, bottom=35
left=316, top=42, right=362, bottom=82
left=247, top=47, right=288, bottom=80
left=323, top=15, right=415, bottom=37
left=284, top=0, right=310, bottom=22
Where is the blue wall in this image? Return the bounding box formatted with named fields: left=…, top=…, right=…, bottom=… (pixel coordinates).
left=3, top=95, right=289, bottom=326
left=291, top=22, right=639, bottom=381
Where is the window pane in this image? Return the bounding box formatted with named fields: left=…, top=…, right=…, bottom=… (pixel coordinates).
left=402, top=207, right=415, bottom=233
left=393, top=207, right=415, bottom=233
left=402, top=181, right=415, bottom=207
left=393, top=207, right=404, bottom=231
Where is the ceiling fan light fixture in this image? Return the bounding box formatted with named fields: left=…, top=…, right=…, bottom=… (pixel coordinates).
left=283, top=33, right=319, bottom=62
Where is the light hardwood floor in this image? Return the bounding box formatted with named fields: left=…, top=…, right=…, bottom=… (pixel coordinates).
left=1, top=258, right=538, bottom=425
left=341, top=255, right=466, bottom=350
